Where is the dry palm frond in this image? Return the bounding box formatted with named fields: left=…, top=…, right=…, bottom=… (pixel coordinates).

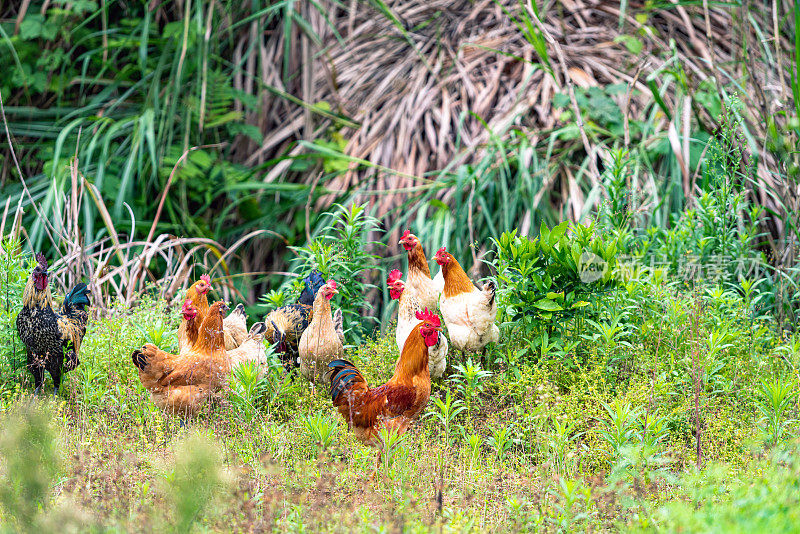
left=247, top=0, right=793, bottom=242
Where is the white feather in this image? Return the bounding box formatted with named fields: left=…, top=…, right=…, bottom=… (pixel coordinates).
left=439, top=280, right=498, bottom=353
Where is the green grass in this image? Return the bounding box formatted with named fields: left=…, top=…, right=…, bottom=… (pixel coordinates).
left=1, top=0, right=799, bottom=528
left=0, top=260, right=798, bottom=531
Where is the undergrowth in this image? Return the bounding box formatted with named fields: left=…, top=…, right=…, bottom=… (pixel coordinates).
left=0, top=227, right=798, bottom=531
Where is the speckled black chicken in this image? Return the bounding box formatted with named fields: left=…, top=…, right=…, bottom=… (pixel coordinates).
left=265, top=270, right=330, bottom=370
left=15, top=253, right=91, bottom=396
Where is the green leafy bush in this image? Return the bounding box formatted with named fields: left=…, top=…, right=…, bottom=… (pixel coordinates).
left=264, top=203, right=382, bottom=341
left=490, top=221, right=619, bottom=342
left=301, top=412, right=340, bottom=451
left=228, top=354, right=300, bottom=421
left=0, top=241, right=31, bottom=398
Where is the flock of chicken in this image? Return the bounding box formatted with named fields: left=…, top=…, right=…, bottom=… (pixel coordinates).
left=14, top=230, right=500, bottom=460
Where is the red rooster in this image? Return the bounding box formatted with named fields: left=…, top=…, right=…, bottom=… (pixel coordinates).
left=326, top=309, right=441, bottom=463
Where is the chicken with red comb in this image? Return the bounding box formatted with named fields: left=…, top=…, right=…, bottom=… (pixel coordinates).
left=433, top=246, right=499, bottom=359
left=387, top=270, right=448, bottom=378
left=16, top=252, right=90, bottom=396
left=132, top=301, right=231, bottom=418
left=398, top=230, right=441, bottom=312
left=298, top=280, right=344, bottom=383
left=179, top=275, right=249, bottom=352
left=326, top=308, right=441, bottom=470
left=178, top=276, right=212, bottom=352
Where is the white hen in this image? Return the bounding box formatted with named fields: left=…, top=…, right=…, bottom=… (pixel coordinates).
left=433, top=247, right=499, bottom=355
left=387, top=269, right=447, bottom=378
left=228, top=322, right=268, bottom=370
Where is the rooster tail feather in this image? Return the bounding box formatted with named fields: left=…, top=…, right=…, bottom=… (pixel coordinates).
left=332, top=309, right=344, bottom=343
left=270, top=320, right=283, bottom=343
left=63, top=283, right=91, bottom=312
left=326, top=359, right=365, bottom=403
left=483, top=280, right=496, bottom=308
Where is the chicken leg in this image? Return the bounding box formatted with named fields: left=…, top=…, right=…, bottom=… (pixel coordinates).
left=51, top=369, right=62, bottom=398
left=30, top=363, right=44, bottom=396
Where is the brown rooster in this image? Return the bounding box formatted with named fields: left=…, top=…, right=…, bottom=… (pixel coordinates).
left=132, top=301, right=229, bottom=418
left=387, top=270, right=448, bottom=378
left=326, top=309, right=441, bottom=464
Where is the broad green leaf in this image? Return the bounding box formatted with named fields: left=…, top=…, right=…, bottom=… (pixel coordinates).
left=534, top=299, right=563, bottom=312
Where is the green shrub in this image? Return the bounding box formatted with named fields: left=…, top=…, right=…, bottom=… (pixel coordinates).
left=263, top=202, right=382, bottom=342
left=490, top=221, right=619, bottom=350
left=162, top=433, right=229, bottom=532
left=0, top=241, right=31, bottom=398
left=228, top=352, right=300, bottom=421
left=301, top=412, right=340, bottom=451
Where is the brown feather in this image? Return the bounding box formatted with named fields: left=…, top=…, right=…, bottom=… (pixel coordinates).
left=440, top=253, right=476, bottom=297
left=22, top=278, right=53, bottom=308
left=330, top=323, right=431, bottom=448
left=407, top=241, right=431, bottom=278
left=299, top=289, right=343, bottom=382
left=194, top=302, right=227, bottom=354
left=393, top=323, right=429, bottom=379
left=179, top=281, right=210, bottom=350
left=134, top=301, right=229, bottom=416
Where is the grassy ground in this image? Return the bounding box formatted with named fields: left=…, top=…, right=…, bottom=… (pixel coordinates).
left=1, top=269, right=799, bottom=532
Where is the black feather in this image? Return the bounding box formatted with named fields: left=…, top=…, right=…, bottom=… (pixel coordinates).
left=266, top=302, right=312, bottom=370
left=298, top=270, right=326, bottom=307
left=327, top=359, right=364, bottom=402
left=485, top=280, right=496, bottom=308
left=131, top=350, right=148, bottom=371
left=265, top=269, right=325, bottom=371
left=17, top=270, right=90, bottom=395
left=63, top=283, right=91, bottom=312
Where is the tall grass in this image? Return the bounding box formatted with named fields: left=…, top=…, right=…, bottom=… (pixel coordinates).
left=0, top=1, right=350, bottom=294
left=2, top=0, right=798, bottom=327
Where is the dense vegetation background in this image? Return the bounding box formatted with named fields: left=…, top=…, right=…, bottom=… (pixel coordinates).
left=1, top=0, right=800, bottom=531
left=1, top=0, right=797, bottom=323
